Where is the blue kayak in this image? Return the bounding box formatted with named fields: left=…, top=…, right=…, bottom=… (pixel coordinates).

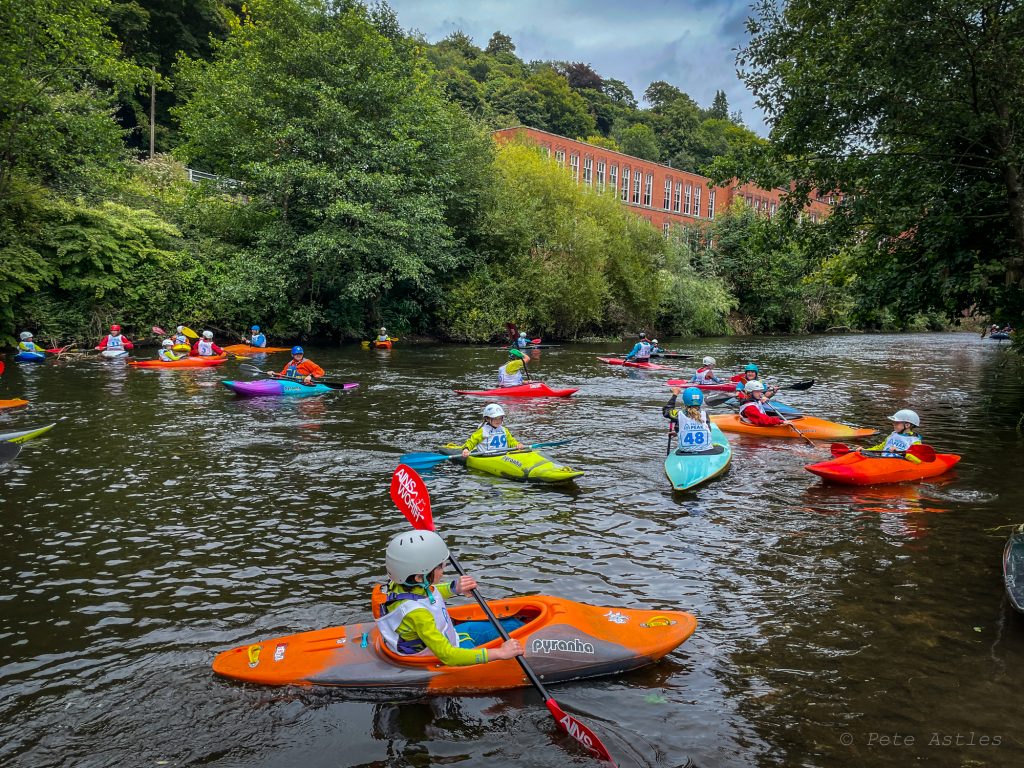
left=664, top=423, right=732, bottom=491
left=14, top=351, right=47, bottom=362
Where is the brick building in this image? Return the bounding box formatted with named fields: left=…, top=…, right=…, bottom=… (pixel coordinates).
left=492, top=126, right=833, bottom=231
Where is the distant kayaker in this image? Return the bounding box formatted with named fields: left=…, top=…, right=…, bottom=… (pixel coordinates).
left=498, top=349, right=529, bottom=387
left=732, top=363, right=777, bottom=400
left=96, top=324, right=134, bottom=352
left=17, top=332, right=46, bottom=355
left=190, top=330, right=224, bottom=357
left=664, top=386, right=713, bottom=452
left=624, top=332, right=653, bottom=362
left=690, top=356, right=721, bottom=384
left=515, top=331, right=530, bottom=349
left=461, top=403, right=520, bottom=457
left=158, top=339, right=184, bottom=362
left=172, top=326, right=189, bottom=346
left=376, top=530, right=524, bottom=665
left=651, top=339, right=664, bottom=354
left=277, top=345, right=324, bottom=385
left=245, top=325, right=267, bottom=348
left=865, top=409, right=923, bottom=463
left=377, top=327, right=390, bottom=343
left=737, top=381, right=785, bottom=426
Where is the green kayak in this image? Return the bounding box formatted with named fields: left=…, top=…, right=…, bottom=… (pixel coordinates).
left=0, top=423, right=56, bottom=444
left=664, top=423, right=732, bottom=491
left=441, top=444, right=583, bottom=484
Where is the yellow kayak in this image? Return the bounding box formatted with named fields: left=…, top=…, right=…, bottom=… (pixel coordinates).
left=441, top=444, right=583, bottom=484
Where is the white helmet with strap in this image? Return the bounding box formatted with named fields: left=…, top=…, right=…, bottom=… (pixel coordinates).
left=703, top=355, right=716, bottom=366
left=888, top=409, right=920, bottom=427
left=482, top=403, right=505, bottom=419
left=385, top=530, right=449, bottom=585
left=745, top=380, right=765, bottom=393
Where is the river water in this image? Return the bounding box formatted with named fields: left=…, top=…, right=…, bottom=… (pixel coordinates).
left=1, top=333, right=1022, bottom=768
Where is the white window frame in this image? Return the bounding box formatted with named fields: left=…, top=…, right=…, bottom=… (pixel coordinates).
left=597, top=160, right=606, bottom=191
left=770, top=201, right=777, bottom=217
left=663, top=222, right=670, bottom=236
left=644, top=174, right=653, bottom=207
left=674, top=182, right=681, bottom=213
left=708, top=189, right=716, bottom=219
left=583, top=157, right=592, bottom=186
left=663, top=179, right=671, bottom=210
left=693, top=186, right=702, bottom=218
left=621, top=166, right=630, bottom=201
left=684, top=183, right=692, bottom=215
left=570, top=153, right=579, bottom=181
left=632, top=169, right=641, bottom=204
left=610, top=164, right=618, bottom=194
left=555, top=150, right=565, bottom=167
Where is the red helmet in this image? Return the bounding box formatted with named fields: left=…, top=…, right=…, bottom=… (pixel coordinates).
left=110, top=324, right=121, bottom=332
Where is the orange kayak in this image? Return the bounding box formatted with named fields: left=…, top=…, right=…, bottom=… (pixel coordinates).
left=0, top=398, right=29, bottom=411
left=710, top=413, right=877, bottom=440
left=222, top=344, right=292, bottom=354
left=128, top=354, right=229, bottom=369
left=373, top=340, right=392, bottom=349
left=805, top=450, right=961, bottom=485
left=212, top=593, right=696, bottom=692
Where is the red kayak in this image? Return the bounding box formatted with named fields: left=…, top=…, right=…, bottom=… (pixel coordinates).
left=597, top=357, right=674, bottom=371
left=805, top=450, right=961, bottom=485
left=454, top=382, right=578, bottom=397
left=666, top=379, right=738, bottom=392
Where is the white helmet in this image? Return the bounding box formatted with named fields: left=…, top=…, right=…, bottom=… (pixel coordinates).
left=703, top=356, right=716, bottom=366
left=745, top=380, right=766, bottom=393
left=482, top=403, right=505, bottom=419
left=385, top=530, right=449, bottom=585
left=202, top=330, right=213, bottom=339
left=380, top=326, right=386, bottom=333
left=519, top=331, right=527, bottom=337
left=19, top=331, right=32, bottom=341
left=652, top=339, right=659, bottom=345
left=888, top=409, right=920, bottom=427
left=162, top=339, right=173, bottom=347
left=176, top=325, right=184, bottom=333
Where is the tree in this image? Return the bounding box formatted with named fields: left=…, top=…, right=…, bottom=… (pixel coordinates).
left=556, top=61, right=603, bottom=91
left=613, top=123, right=661, bottom=162
left=643, top=80, right=684, bottom=112
left=739, top=0, right=1024, bottom=325
left=706, top=90, right=729, bottom=120
left=602, top=78, right=637, bottom=109
left=485, top=30, right=515, bottom=56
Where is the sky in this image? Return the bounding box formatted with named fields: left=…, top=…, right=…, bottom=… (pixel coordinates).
left=385, top=0, right=769, bottom=135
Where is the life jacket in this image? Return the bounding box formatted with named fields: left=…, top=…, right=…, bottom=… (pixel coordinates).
left=374, top=583, right=459, bottom=656
left=677, top=410, right=713, bottom=452
left=635, top=341, right=652, bottom=360
left=691, top=366, right=718, bottom=384
left=881, top=430, right=922, bottom=456
left=196, top=340, right=216, bottom=356
left=173, top=333, right=187, bottom=345
left=739, top=399, right=771, bottom=421
left=105, top=334, right=124, bottom=348
left=498, top=361, right=524, bottom=387
left=18, top=342, right=42, bottom=353
left=158, top=348, right=179, bottom=362
left=516, top=338, right=528, bottom=348
left=377, top=335, right=389, bottom=342
left=250, top=333, right=267, bottom=347
left=476, top=424, right=513, bottom=452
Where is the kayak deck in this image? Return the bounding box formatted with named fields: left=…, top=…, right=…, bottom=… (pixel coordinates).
left=805, top=450, right=961, bottom=485
left=442, top=444, right=583, bottom=484
left=212, top=594, right=696, bottom=691
left=664, top=423, right=732, bottom=491
left=0, top=399, right=30, bottom=411
left=0, top=423, right=56, bottom=444
left=128, top=355, right=228, bottom=369
left=454, top=382, right=578, bottom=397
left=711, top=413, right=877, bottom=440
left=221, top=379, right=340, bottom=397
left=597, top=357, right=674, bottom=370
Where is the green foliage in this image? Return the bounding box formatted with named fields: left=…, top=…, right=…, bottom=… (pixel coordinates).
left=657, top=227, right=735, bottom=335
left=613, top=123, right=661, bottom=162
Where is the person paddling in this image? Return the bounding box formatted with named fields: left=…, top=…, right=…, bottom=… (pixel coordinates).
left=515, top=331, right=530, bottom=349
left=865, top=409, right=924, bottom=463
left=624, top=332, right=653, bottom=363
left=376, top=327, right=391, bottom=343
left=732, top=363, right=777, bottom=401
left=172, top=326, right=189, bottom=347
left=276, top=346, right=324, bottom=385
left=17, top=332, right=46, bottom=355
left=158, top=339, right=184, bottom=362
left=690, top=356, right=722, bottom=384
left=737, top=381, right=785, bottom=427
left=498, top=349, right=529, bottom=387
left=460, top=403, right=521, bottom=457
left=96, top=324, right=134, bottom=353
left=190, top=330, right=224, bottom=357
left=664, top=386, right=714, bottom=452
left=245, top=325, right=267, bottom=348
left=376, top=530, right=524, bottom=665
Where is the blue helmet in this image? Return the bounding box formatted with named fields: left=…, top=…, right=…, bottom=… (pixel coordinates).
left=682, top=387, right=704, bottom=407
left=744, top=363, right=760, bottom=373
left=251, top=325, right=260, bottom=332
left=291, top=345, right=304, bottom=356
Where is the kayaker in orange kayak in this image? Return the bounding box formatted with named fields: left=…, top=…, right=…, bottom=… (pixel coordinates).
left=690, top=356, right=722, bottom=384
left=737, top=381, right=785, bottom=426
left=96, top=324, right=134, bottom=352
left=376, top=327, right=391, bottom=343
left=158, top=339, right=184, bottom=362
left=864, top=409, right=924, bottom=462
left=244, top=325, right=267, bottom=347
left=664, top=386, right=713, bottom=451
left=172, top=326, right=189, bottom=346
left=377, top=530, right=524, bottom=665
left=190, top=330, right=225, bottom=357
left=277, top=346, right=324, bottom=385
left=460, top=403, right=521, bottom=457
left=623, top=332, right=653, bottom=362
left=498, top=349, right=529, bottom=387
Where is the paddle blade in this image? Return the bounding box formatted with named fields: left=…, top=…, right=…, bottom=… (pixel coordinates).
left=397, top=451, right=454, bottom=470
left=785, top=378, right=815, bottom=391
left=151, top=326, right=166, bottom=335
left=239, top=363, right=266, bottom=376
left=182, top=326, right=199, bottom=339
left=390, top=464, right=434, bottom=531
left=545, top=699, right=616, bottom=764
left=0, top=360, right=5, bottom=375
left=908, top=444, right=936, bottom=462
left=530, top=338, right=542, bottom=344
left=830, top=443, right=852, bottom=457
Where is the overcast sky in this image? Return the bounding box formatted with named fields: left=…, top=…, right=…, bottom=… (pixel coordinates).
left=386, top=0, right=768, bottom=135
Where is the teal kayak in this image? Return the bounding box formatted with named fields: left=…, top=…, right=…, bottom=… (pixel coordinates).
left=664, top=423, right=732, bottom=491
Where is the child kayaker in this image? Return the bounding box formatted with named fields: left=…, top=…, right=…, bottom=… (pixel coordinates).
left=277, top=345, right=324, bottom=385
left=376, top=530, right=524, bottom=665
left=737, top=381, right=785, bottom=427
left=865, top=409, right=923, bottom=463
left=96, top=324, right=134, bottom=352
left=376, top=327, right=390, bottom=343
left=624, top=332, right=653, bottom=362
left=18, top=332, right=46, bottom=355
left=460, top=403, right=521, bottom=457
left=690, top=356, right=721, bottom=384
left=664, top=386, right=713, bottom=452
left=246, top=325, right=267, bottom=348
left=158, top=339, right=184, bottom=362
left=733, top=363, right=777, bottom=401
left=190, top=330, right=224, bottom=357
left=498, top=349, right=529, bottom=387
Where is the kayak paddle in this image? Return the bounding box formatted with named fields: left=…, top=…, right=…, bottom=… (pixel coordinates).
left=400, top=439, right=575, bottom=471
left=389, top=465, right=618, bottom=765
left=830, top=442, right=936, bottom=462
left=238, top=363, right=356, bottom=390
left=151, top=326, right=167, bottom=335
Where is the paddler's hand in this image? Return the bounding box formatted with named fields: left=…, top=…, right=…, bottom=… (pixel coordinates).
left=303, top=375, right=313, bottom=385
left=455, top=575, right=477, bottom=594
left=490, top=638, right=524, bottom=660
left=670, top=386, right=682, bottom=396
left=461, top=448, right=470, bottom=458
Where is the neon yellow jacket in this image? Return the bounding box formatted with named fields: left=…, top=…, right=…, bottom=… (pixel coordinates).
left=380, top=581, right=488, bottom=666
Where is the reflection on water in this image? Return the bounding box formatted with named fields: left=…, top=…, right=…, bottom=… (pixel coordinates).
left=1, top=333, right=1023, bottom=767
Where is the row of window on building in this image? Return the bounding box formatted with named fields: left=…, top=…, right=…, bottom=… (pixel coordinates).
left=551, top=149, right=717, bottom=220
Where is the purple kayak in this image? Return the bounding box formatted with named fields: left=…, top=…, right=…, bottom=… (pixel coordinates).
left=221, top=379, right=357, bottom=398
